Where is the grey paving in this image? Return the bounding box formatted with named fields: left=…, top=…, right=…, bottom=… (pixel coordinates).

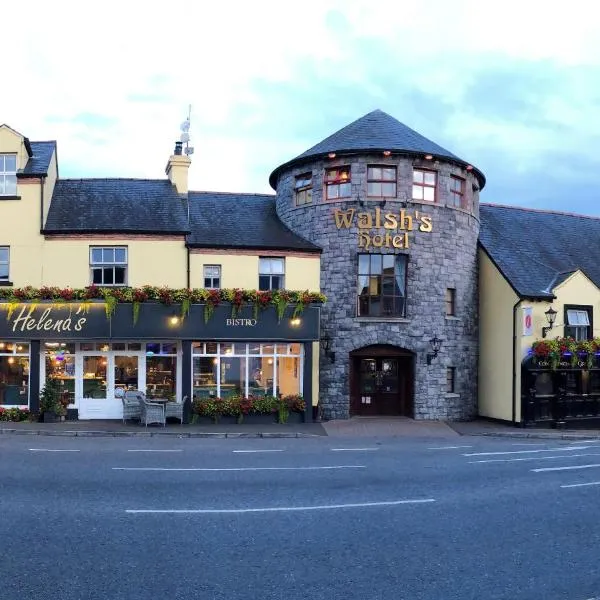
left=2, top=434, right=600, bottom=599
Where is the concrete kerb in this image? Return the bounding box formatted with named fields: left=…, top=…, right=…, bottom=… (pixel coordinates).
left=0, top=428, right=320, bottom=439
left=469, top=431, right=600, bottom=441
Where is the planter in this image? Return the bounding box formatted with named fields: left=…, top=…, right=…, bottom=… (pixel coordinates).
left=191, top=415, right=214, bottom=425
left=42, top=411, right=59, bottom=423
left=215, top=415, right=238, bottom=425
left=286, top=411, right=306, bottom=424
left=66, top=409, right=79, bottom=421
left=240, top=413, right=278, bottom=425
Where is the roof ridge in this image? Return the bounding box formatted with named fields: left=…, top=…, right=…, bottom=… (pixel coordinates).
left=482, top=202, right=600, bottom=222
left=30, top=140, right=57, bottom=144
left=189, top=190, right=275, bottom=197
left=58, top=177, right=169, bottom=182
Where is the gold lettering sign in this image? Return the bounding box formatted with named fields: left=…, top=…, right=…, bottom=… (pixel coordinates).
left=10, top=306, right=87, bottom=334
left=333, top=207, right=433, bottom=248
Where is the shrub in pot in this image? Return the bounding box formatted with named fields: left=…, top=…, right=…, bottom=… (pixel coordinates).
left=39, top=378, right=66, bottom=423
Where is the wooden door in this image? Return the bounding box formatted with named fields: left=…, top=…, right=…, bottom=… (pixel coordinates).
left=355, top=357, right=402, bottom=415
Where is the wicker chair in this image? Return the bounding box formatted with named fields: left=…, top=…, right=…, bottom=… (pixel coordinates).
left=141, top=399, right=166, bottom=427
left=121, top=390, right=143, bottom=424
left=165, top=395, right=187, bottom=424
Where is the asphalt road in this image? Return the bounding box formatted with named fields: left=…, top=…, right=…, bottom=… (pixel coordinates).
left=2, top=433, right=600, bottom=600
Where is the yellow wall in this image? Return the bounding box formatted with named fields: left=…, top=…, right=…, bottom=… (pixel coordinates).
left=0, top=125, right=30, bottom=170
left=41, top=238, right=188, bottom=288
left=42, top=150, right=58, bottom=226
left=478, top=249, right=519, bottom=422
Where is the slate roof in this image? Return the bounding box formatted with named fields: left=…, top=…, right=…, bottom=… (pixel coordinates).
left=187, top=192, right=320, bottom=251
left=479, top=204, right=600, bottom=298
left=18, top=141, right=57, bottom=177
left=269, top=109, right=485, bottom=189
left=45, top=179, right=190, bottom=234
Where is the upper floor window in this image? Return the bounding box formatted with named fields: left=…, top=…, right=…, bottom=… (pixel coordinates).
left=357, top=254, right=407, bottom=318
left=0, top=154, right=17, bottom=196
left=449, top=176, right=465, bottom=208
left=294, top=173, right=312, bottom=206
left=0, top=247, right=9, bottom=281
left=446, top=367, right=456, bottom=393
left=367, top=166, right=397, bottom=197
left=445, top=288, right=456, bottom=316
left=565, top=307, right=591, bottom=341
left=204, top=265, right=221, bottom=289
left=259, top=257, right=285, bottom=291
left=325, top=166, right=351, bottom=200
left=412, top=169, right=436, bottom=202
left=90, top=247, right=127, bottom=286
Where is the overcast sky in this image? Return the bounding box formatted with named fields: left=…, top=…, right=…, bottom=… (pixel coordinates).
left=4, top=0, right=600, bottom=212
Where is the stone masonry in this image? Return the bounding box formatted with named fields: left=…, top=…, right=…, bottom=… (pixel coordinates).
left=275, top=153, right=481, bottom=420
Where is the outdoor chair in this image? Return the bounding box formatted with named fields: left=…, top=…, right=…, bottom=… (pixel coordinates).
left=141, top=399, right=166, bottom=427
left=165, top=395, right=187, bottom=424
left=121, top=390, right=143, bottom=424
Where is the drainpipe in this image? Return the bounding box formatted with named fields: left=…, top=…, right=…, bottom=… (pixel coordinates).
left=186, top=245, right=191, bottom=289
left=512, top=298, right=521, bottom=425
left=39, top=176, right=45, bottom=232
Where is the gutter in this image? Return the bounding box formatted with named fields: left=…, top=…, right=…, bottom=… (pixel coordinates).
left=40, top=176, right=45, bottom=232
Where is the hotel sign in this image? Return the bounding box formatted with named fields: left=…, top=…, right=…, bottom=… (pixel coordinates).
left=333, top=207, right=433, bottom=249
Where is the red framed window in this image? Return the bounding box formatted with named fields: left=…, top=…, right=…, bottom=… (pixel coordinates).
left=325, top=166, right=351, bottom=199
left=450, top=176, right=465, bottom=208
left=412, top=169, right=436, bottom=202
left=367, top=166, right=397, bottom=197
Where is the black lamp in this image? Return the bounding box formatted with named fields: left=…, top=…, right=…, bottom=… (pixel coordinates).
left=320, top=333, right=335, bottom=364
left=542, top=307, right=558, bottom=338
left=426, top=336, right=443, bottom=365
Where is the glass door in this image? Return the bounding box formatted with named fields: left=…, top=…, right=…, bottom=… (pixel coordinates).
left=114, top=355, right=139, bottom=394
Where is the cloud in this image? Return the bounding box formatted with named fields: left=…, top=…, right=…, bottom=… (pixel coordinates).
left=3, top=0, right=600, bottom=212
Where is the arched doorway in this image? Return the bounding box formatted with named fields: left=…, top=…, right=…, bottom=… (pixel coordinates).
left=349, top=345, right=414, bottom=417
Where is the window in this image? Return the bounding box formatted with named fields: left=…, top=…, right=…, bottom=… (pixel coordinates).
left=446, top=367, right=456, bottom=393
left=357, top=254, right=407, bottom=317
left=445, top=288, right=456, bottom=316
left=90, top=247, right=127, bottom=286
left=145, top=342, right=178, bottom=400
left=325, top=166, right=351, bottom=199
left=565, top=307, right=592, bottom=341
left=412, top=169, right=436, bottom=202
left=204, top=265, right=221, bottom=289
left=449, top=176, right=465, bottom=208
left=259, top=257, right=285, bottom=291
left=295, top=173, right=312, bottom=205
left=0, top=342, right=30, bottom=406
left=0, top=247, right=9, bottom=281
left=367, top=166, right=397, bottom=197
left=0, top=154, right=17, bottom=196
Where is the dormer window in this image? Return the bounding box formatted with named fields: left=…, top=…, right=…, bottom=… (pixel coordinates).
left=0, top=155, right=17, bottom=196
left=325, top=166, right=351, bottom=199
left=294, top=173, right=313, bottom=206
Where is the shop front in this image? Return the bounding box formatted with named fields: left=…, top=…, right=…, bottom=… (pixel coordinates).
left=0, top=302, right=319, bottom=421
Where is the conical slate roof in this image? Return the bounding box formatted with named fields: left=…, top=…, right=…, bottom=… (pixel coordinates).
left=269, top=109, right=485, bottom=189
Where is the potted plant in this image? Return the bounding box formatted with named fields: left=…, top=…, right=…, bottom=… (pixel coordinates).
left=39, top=378, right=65, bottom=423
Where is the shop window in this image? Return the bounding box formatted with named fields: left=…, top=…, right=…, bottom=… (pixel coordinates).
left=367, top=166, right=396, bottom=197
left=90, top=246, right=128, bottom=286
left=449, top=176, right=465, bottom=208
left=325, top=166, right=351, bottom=199
left=445, top=288, right=456, bottom=316
left=412, top=169, right=436, bottom=202
left=0, top=154, right=17, bottom=196
left=114, top=356, right=139, bottom=392
left=295, top=173, right=313, bottom=205
left=259, top=257, right=285, bottom=291
left=204, top=265, right=221, bottom=289
left=45, top=343, right=76, bottom=405
left=564, top=306, right=592, bottom=341
left=357, top=254, right=407, bottom=317
left=146, top=342, right=178, bottom=399
left=0, top=341, right=29, bottom=406
left=0, top=246, right=9, bottom=282
left=446, top=367, right=456, bottom=393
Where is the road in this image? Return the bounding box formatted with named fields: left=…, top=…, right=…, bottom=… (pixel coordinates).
left=2, top=433, right=600, bottom=600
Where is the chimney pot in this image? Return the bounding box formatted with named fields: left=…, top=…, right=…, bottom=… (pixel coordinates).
left=174, top=141, right=183, bottom=155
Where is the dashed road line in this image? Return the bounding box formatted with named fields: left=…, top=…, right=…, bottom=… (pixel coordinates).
left=532, top=463, right=600, bottom=473
left=428, top=445, right=473, bottom=450
left=560, top=481, right=600, bottom=489
left=470, top=453, right=600, bottom=464
left=29, top=449, right=80, bottom=452
left=113, top=465, right=366, bottom=472
left=127, top=449, right=183, bottom=453
left=330, top=448, right=379, bottom=452
left=464, top=446, right=589, bottom=457
left=232, top=449, right=284, bottom=453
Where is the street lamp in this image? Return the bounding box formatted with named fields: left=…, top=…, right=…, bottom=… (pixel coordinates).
left=426, top=336, right=443, bottom=366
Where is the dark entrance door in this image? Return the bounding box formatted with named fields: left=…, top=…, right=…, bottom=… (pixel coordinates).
left=350, top=346, right=414, bottom=416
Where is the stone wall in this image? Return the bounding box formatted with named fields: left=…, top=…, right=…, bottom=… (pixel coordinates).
left=274, top=153, right=480, bottom=421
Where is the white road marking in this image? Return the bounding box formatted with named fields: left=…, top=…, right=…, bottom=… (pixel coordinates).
left=470, top=453, right=600, bottom=464
left=427, top=445, right=473, bottom=450
left=532, top=463, right=600, bottom=473
left=29, top=449, right=80, bottom=452
left=560, top=481, right=600, bottom=489
left=330, top=448, right=380, bottom=452
left=232, top=449, right=284, bottom=453
left=126, top=499, right=436, bottom=514
left=113, top=465, right=366, bottom=472
left=464, top=446, right=589, bottom=457
left=511, top=443, right=547, bottom=446
left=127, top=449, right=183, bottom=453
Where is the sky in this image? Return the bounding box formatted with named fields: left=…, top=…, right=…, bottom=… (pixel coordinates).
left=4, top=0, right=600, bottom=212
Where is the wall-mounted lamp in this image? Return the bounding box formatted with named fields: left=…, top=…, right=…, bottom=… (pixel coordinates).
left=169, top=312, right=181, bottom=326
left=542, top=307, right=558, bottom=338
left=358, top=197, right=365, bottom=207
left=466, top=164, right=474, bottom=171
left=290, top=317, right=302, bottom=327
left=328, top=152, right=336, bottom=159
left=382, top=150, right=391, bottom=157
left=424, top=154, right=433, bottom=160
left=426, top=336, right=443, bottom=365
left=320, top=333, right=335, bottom=364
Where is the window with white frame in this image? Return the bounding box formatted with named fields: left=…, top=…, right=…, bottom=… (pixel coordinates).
left=90, top=247, right=128, bottom=286
left=259, top=257, right=285, bottom=291
left=367, top=166, right=397, bottom=197
left=0, top=154, right=17, bottom=196
left=412, top=169, right=436, bottom=202
left=192, top=342, right=302, bottom=399
left=565, top=308, right=592, bottom=341
left=0, top=246, right=9, bottom=281
left=204, top=265, right=221, bottom=289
